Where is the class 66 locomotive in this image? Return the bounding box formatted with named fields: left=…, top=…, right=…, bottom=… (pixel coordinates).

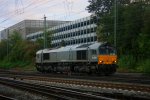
left=35, top=42, right=118, bottom=75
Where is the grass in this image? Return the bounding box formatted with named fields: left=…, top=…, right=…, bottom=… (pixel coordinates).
left=117, top=55, right=150, bottom=74
left=136, top=59, right=150, bottom=75
left=0, top=61, right=36, bottom=71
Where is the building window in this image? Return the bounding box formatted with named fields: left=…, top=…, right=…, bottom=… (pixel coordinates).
left=71, top=25, right=73, bottom=29
left=78, top=23, right=80, bottom=27
left=84, top=38, right=86, bottom=43
left=73, top=24, right=75, bottom=28
left=73, top=40, right=75, bottom=44
left=75, top=32, right=77, bottom=36
left=78, top=31, right=80, bottom=36
left=91, top=37, right=93, bottom=41
left=84, top=21, right=86, bottom=26
left=72, top=32, right=75, bottom=36
left=75, top=24, right=77, bottom=28
left=91, top=28, right=94, bottom=33
left=88, top=37, right=90, bottom=42
left=87, top=20, right=90, bottom=25
left=81, top=22, right=84, bottom=27
left=84, top=29, right=86, bottom=34
left=81, top=38, right=84, bottom=43
left=70, top=32, right=72, bottom=37
left=65, top=26, right=67, bottom=31
left=87, top=29, right=90, bottom=34
left=81, top=30, right=84, bottom=35
left=67, top=26, right=70, bottom=30
left=94, top=36, right=97, bottom=41
left=78, top=39, right=81, bottom=43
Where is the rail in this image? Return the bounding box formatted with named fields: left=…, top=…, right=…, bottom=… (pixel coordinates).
left=0, top=95, right=16, bottom=100
left=0, top=77, right=114, bottom=100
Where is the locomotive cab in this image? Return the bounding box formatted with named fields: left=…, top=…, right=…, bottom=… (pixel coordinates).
left=98, top=45, right=117, bottom=64
left=97, top=44, right=117, bottom=74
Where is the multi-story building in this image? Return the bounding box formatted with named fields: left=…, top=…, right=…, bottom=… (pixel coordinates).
left=0, top=20, right=69, bottom=41
left=27, top=16, right=97, bottom=47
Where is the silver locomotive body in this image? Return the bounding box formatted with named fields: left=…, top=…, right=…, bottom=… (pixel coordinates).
left=36, top=42, right=117, bottom=75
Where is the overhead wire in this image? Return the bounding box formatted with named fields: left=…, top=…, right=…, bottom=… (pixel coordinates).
left=0, top=0, right=52, bottom=24
left=0, top=0, right=90, bottom=30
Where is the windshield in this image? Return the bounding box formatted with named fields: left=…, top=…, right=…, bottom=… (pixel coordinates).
left=99, top=47, right=116, bottom=55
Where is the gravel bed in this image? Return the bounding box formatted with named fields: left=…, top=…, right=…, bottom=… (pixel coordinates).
left=24, top=79, right=150, bottom=98
left=0, top=84, right=53, bottom=100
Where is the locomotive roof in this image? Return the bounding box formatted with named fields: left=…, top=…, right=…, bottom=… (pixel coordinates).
left=36, top=42, right=104, bottom=54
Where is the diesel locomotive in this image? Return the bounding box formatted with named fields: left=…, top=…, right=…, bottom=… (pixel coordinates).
left=35, top=42, right=118, bottom=75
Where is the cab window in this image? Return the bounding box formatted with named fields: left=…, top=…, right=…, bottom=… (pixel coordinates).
left=99, top=47, right=116, bottom=55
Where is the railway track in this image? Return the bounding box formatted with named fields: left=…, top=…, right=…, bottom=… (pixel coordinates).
left=30, top=77, right=150, bottom=92
left=0, top=95, right=16, bottom=100
left=0, top=77, right=114, bottom=100
left=0, top=70, right=150, bottom=99
left=0, top=70, right=150, bottom=85
left=0, top=76, right=150, bottom=100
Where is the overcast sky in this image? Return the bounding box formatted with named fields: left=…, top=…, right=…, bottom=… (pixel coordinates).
left=0, top=0, right=91, bottom=31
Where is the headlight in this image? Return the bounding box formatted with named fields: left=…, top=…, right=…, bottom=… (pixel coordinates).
left=114, top=61, right=117, bottom=63
left=100, top=61, right=103, bottom=63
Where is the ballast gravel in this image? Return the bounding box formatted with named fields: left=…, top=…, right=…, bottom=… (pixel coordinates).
left=24, top=79, right=150, bottom=99
left=0, top=84, right=52, bottom=100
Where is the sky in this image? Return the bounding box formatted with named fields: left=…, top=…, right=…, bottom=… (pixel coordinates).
left=0, top=0, right=91, bottom=31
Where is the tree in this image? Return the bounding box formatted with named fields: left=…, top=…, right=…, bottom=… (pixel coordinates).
left=35, top=38, right=44, bottom=50
left=47, top=31, right=53, bottom=48
left=87, top=0, right=148, bottom=55
left=35, top=30, right=53, bottom=49
left=87, top=0, right=150, bottom=72
left=138, top=5, right=150, bottom=59
left=122, top=2, right=144, bottom=57
left=87, top=0, right=130, bottom=24
left=9, top=30, right=23, bottom=47
left=87, top=0, right=130, bottom=45
left=0, top=40, right=8, bottom=60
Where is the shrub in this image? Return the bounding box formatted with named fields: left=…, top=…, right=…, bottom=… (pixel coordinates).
left=118, top=55, right=136, bottom=69
left=140, top=59, right=150, bottom=75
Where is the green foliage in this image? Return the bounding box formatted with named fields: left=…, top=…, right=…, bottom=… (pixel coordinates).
left=138, top=6, right=150, bottom=59
left=35, top=30, right=53, bottom=49
left=0, top=29, right=54, bottom=69
left=137, top=59, right=150, bottom=74
left=47, top=31, right=53, bottom=48
left=0, top=31, right=39, bottom=69
left=35, top=38, right=44, bottom=50
left=22, top=41, right=38, bottom=61
left=118, top=55, right=136, bottom=69
left=0, top=40, right=8, bottom=60
left=87, top=0, right=130, bottom=18
left=9, top=30, right=23, bottom=46
left=0, top=60, right=30, bottom=69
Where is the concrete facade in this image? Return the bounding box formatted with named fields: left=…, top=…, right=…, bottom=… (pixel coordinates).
left=0, top=20, right=69, bottom=41
left=27, top=16, right=97, bottom=47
